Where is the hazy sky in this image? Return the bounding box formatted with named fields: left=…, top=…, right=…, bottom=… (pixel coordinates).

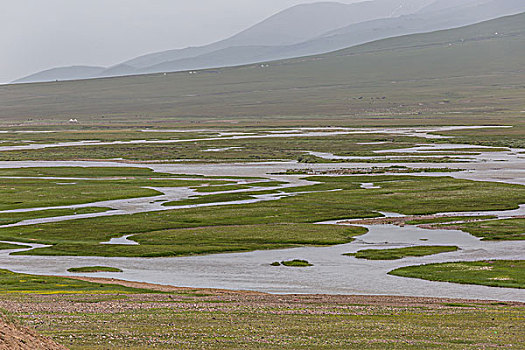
left=1, top=0, right=363, bottom=83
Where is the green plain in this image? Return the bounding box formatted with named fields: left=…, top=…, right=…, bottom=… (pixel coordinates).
left=1, top=175, right=523, bottom=257
left=0, top=269, right=150, bottom=294
left=346, top=246, right=459, bottom=260
left=389, top=260, right=525, bottom=289
left=443, top=218, right=525, bottom=240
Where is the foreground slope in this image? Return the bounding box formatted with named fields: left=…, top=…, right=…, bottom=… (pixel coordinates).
left=0, top=317, right=67, bottom=350
left=1, top=13, right=524, bottom=123
left=2, top=287, right=523, bottom=349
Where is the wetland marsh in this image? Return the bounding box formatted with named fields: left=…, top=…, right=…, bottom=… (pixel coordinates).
left=2, top=8, right=525, bottom=347
left=0, top=125, right=523, bottom=301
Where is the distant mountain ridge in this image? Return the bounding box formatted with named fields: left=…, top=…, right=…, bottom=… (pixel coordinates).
left=12, top=0, right=434, bottom=83
left=13, top=0, right=525, bottom=84
left=14, top=66, right=105, bottom=84
left=120, top=0, right=433, bottom=69
left=3, top=12, right=524, bottom=120
left=133, top=0, right=525, bottom=76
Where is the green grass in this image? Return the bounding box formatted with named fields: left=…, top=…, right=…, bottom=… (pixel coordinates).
left=2, top=290, right=523, bottom=349
left=0, top=14, right=523, bottom=348
left=389, top=260, right=525, bottom=289
left=281, top=259, right=313, bottom=267
left=406, top=215, right=497, bottom=225
left=0, top=269, right=150, bottom=294
left=193, top=181, right=286, bottom=193
left=0, top=242, right=29, bottom=250
left=435, top=125, right=525, bottom=149
left=163, top=192, right=257, bottom=207
left=67, top=266, right=123, bottom=273
left=164, top=188, right=282, bottom=206
left=15, top=224, right=366, bottom=258
left=0, top=165, right=244, bottom=181
left=192, top=184, right=254, bottom=192
left=0, top=134, right=429, bottom=162
left=0, top=178, right=156, bottom=211
left=0, top=175, right=523, bottom=257
left=0, top=207, right=111, bottom=225
left=0, top=167, right=178, bottom=178
left=346, top=246, right=459, bottom=260
left=441, top=302, right=476, bottom=308
left=0, top=168, right=234, bottom=211
left=0, top=130, right=216, bottom=144
left=442, top=218, right=525, bottom=240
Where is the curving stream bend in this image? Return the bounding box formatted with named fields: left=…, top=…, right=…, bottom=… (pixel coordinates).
left=0, top=126, right=523, bottom=300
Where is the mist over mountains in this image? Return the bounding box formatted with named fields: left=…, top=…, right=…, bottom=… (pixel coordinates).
left=13, top=0, right=525, bottom=84
left=4, top=11, right=523, bottom=121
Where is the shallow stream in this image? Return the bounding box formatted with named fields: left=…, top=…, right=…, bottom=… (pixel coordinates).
left=0, top=126, right=523, bottom=300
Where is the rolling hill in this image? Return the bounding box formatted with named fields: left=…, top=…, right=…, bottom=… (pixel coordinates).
left=12, top=0, right=436, bottom=83
left=15, top=0, right=524, bottom=84
left=136, top=0, right=525, bottom=76
left=2, top=12, right=524, bottom=124
left=120, top=0, right=433, bottom=68
left=13, top=66, right=105, bottom=84
left=14, top=0, right=525, bottom=84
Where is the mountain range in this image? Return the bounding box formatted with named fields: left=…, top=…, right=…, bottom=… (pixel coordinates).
left=13, top=0, right=525, bottom=84
left=3, top=11, right=523, bottom=122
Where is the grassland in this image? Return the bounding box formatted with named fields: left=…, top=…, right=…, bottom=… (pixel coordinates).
left=13, top=224, right=367, bottom=258
left=0, top=129, right=216, bottom=144
left=434, top=125, right=525, bottom=149
left=405, top=215, right=497, bottom=225
left=2, top=269, right=521, bottom=348
left=67, top=267, right=123, bottom=273
left=280, top=259, right=313, bottom=267
left=441, top=218, right=525, bottom=241
left=0, top=278, right=523, bottom=349
left=163, top=192, right=260, bottom=207
left=0, top=166, right=253, bottom=227
left=164, top=188, right=282, bottom=207
left=0, top=167, right=238, bottom=211
left=0, top=166, right=240, bottom=181
left=346, top=246, right=459, bottom=260
left=0, top=13, right=523, bottom=349
left=0, top=175, right=522, bottom=257
left=0, top=242, right=28, bottom=250
left=193, top=181, right=286, bottom=192
left=0, top=269, right=148, bottom=294
left=0, top=166, right=184, bottom=178
left=389, top=260, right=525, bottom=289
left=0, top=133, right=429, bottom=162
left=0, top=177, right=222, bottom=211
left=0, top=130, right=514, bottom=163
left=0, top=207, right=111, bottom=226
left=0, top=178, right=159, bottom=211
